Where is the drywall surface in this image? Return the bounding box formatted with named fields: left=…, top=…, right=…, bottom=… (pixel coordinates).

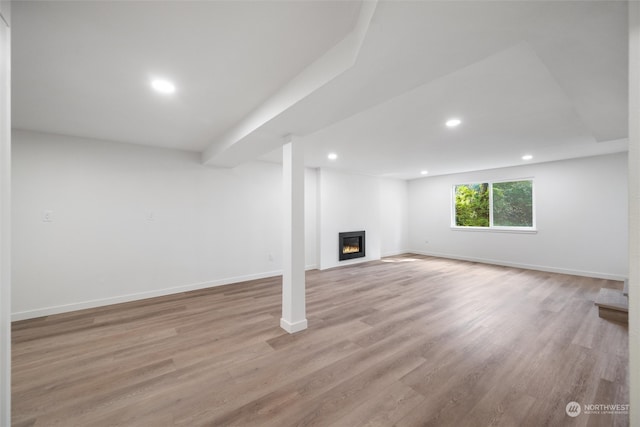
left=305, top=168, right=318, bottom=269
left=12, top=130, right=317, bottom=319
left=408, top=153, right=628, bottom=280
left=380, top=177, right=409, bottom=256
left=317, top=168, right=408, bottom=270
left=318, top=169, right=380, bottom=269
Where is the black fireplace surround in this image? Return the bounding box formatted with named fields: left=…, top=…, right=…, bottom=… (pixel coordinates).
left=339, top=231, right=366, bottom=261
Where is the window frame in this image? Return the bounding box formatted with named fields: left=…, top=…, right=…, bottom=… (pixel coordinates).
left=451, top=178, right=537, bottom=233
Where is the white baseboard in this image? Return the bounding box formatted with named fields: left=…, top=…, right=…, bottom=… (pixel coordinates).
left=319, top=254, right=381, bottom=271
left=319, top=250, right=411, bottom=270
left=13, top=264, right=324, bottom=322
left=280, top=318, right=308, bottom=333
left=15, top=251, right=621, bottom=322
left=381, top=249, right=410, bottom=258
left=409, top=250, right=627, bottom=282
left=12, top=270, right=285, bottom=321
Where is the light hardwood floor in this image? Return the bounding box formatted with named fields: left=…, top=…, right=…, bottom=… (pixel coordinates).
left=12, top=255, right=629, bottom=426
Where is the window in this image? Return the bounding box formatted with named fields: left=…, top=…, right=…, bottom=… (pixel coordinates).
left=454, top=183, right=490, bottom=227
left=453, top=179, right=534, bottom=230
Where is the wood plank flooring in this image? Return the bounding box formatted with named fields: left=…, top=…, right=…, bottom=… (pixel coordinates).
left=12, top=255, right=629, bottom=426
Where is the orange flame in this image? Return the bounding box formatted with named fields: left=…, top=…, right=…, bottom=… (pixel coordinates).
left=342, top=245, right=360, bottom=254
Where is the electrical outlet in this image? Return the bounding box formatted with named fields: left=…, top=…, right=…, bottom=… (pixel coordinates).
left=147, top=212, right=155, bottom=221
left=268, top=253, right=274, bottom=262
left=43, top=210, right=53, bottom=222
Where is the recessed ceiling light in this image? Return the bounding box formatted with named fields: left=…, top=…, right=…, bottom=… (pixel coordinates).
left=522, top=154, right=533, bottom=160
left=421, top=170, right=428, bottom=175
left=151, top=78, right=176, bottom=94
left=328, top=153, right=338, bottom=160
left=445, top=118, right=461, bottom=128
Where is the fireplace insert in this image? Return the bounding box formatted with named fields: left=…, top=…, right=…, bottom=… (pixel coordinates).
left=338, top=231, right=365, bottom=261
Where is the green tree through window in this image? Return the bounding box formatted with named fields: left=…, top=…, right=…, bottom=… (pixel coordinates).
left=454, top=180, right=534, bottom=229
left=492, top=181, right=533, bottom=227
left=455, top=183, right=490, bottom=227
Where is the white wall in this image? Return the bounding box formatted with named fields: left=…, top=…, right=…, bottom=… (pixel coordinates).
left=317, top=169, right=380, bottom=270
left=11, top=131, right=409, bottom=319
left=12, top=130, right=318, bottom=320
left=317, top=168, right=408, bottom=270
left=408, top=153, right=628, bottom=280
left=304, top=168, right=317, bottom=269
left=0, top=1, right=10, bottom=424
left=380, top=178, right=409, bottom=257
left=0, top=0, right=9, bottom=26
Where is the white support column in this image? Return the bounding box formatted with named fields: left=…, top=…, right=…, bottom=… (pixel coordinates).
left=281, top=136, right=307, bottom=333
left=629, top=2, right=639, bottom=425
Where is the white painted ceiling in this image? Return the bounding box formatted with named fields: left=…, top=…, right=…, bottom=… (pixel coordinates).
left=12, top=1, right=628, bottom=179
left=12, top=0, right=360, bottom=150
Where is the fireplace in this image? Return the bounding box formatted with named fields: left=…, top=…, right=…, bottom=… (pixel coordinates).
left=339, top=231, right=365, bottom=261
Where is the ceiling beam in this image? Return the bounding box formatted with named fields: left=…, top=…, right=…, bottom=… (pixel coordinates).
left=201, top=0, right=377, bottom=167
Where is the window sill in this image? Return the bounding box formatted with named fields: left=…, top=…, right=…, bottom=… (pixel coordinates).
left=450, top=226, right=538, bottom=234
